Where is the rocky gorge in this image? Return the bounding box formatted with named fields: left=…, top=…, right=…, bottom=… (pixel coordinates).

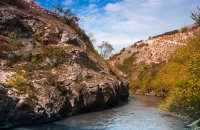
left=0, top=0, right=129, bottom=129
left=110, top=24, right=200, bottom=96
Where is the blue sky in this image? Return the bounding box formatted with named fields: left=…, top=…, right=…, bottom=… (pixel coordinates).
left=35, top=0, right=199, bottom=53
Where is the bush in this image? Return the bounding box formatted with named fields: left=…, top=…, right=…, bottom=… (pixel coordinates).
left=181, top=27, right=188, bottom=33
left=0, top=39, right=24, bottom=52
left=7, top=72, right=35, bottom=94
left=67, top=38, right=80, bottom=46
left=21, top=98, right=35, bottom=110
left=154, top=34, right=200, bottom=120
left=191, top=6, right=200, bottom=26
left=152, top=30, right=179, bottom=38
left=52, top=5, right=80, bottom=24
left=8, top=74, right=26, bottom=91
left=42, top=46, right=68, bottom=67
left=190, top=119, right=200, bottom=130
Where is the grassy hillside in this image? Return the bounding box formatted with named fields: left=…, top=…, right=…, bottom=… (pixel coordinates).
left=116, top=30, right=200, bottom=123
left=117, top=54, right=166, bottom=95
left=152, top=33, right=200, bottom=120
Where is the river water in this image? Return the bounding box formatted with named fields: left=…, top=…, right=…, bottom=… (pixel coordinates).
left=14, top=95, right=190, bottom=130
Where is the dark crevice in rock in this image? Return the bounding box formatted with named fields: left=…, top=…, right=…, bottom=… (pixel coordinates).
left=0, top=0, right=129, bottom=129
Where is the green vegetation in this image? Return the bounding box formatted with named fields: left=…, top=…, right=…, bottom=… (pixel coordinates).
left=52, top=5, right=80, bottom=24
left=117, top=53, right=136, bottom=75
left=0, top=38, right=24, bottom=52
left=67, top=38, right=80, bottom=46
left=191, top=6, right=200, bottom=26
left=21, top=98, right=35, bottom=110
left=117, top=53, right=165, bottom=94
left=117, top=33, right=200, bottom=122
left=153, top=35, right=200, bottom=120
left=181, top=27, right=188, bottom=33
left=152, top=30, right=179, bottom=39
left=190, top=119, right=200, bottom=130
left=0, top=33, right=70, bottom=97
left=8, top=74, right=27, bottom=92
left=42, top=46, right=68, bottom=67
left=7, top=72, right=35, bottom=96
left=0, top=35, right=68, bottom=69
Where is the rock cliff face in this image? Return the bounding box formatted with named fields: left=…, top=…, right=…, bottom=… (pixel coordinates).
left=0, top=0, right=129, bottom=128
left=111, top=26, right=199, bottom=66
left=110, top=24, right=199, bottom=95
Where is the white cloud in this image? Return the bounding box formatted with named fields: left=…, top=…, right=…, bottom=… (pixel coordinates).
left=78, top=0, right=197, bottom=53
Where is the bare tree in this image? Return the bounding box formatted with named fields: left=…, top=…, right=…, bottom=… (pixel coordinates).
left=97, top=41, right=114, bottom=59
left=52, top=4, right=62, bottom=14
left=62, top=8, right=80, bottom=23
left=88, top=33, right=97, bottom=45
left=191, top=6, right=200, bottom=25
left=97, top=44, right=104, bottom=56
left=52, top=5, right=80, bottom=23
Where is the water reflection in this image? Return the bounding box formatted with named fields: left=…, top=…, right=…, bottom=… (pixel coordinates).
left=14, top=95, right=190, bottom=130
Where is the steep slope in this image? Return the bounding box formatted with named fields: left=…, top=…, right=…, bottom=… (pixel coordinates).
left=153, top=35, right=200, bottom=120
left=0, top=0, right=129, bottom=128
left=110, top=25, right=199, bottom=95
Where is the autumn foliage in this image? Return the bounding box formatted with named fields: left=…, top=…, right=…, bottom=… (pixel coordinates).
left=152, top=33, right=200, bottom=120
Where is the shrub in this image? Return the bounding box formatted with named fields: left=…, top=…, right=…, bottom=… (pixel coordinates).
left=7, top=72, right=34, bottom=94
left=67, top=38, right=80, bottom=46
left=181, top=27, right=188, bottom=33
left=0, top=39, right=24, bottom=52
left=191, top=6, right=200, bottom=26
left=42, top=46, right=68, bottom=67
left=152, top=30, right=179, bottom=38
left=52, top=5, right=80, bottom=24
left=154, top=34, right=200, bottom=120
left=8, top=74, right=27, bottom=92
left=190, top=119, right=200, bottom=130
left=21, top=98, right=35, bottom=110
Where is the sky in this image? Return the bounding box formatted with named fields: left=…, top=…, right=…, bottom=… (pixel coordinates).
left=35, top=0, right=199, bottom=53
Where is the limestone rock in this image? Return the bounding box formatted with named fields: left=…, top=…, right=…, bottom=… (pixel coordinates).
left=0, top=0, right=129, bottom=128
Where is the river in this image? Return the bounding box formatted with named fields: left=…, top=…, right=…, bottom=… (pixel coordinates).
left=14, top=95, right=190, bottom=130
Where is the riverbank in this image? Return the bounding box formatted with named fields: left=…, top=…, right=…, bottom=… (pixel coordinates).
left=13, top=95, right=189, bottom=130
left=132, top=92, right=193, bottom=123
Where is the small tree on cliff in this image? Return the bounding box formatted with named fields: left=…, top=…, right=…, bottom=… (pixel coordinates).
left=52, top=5, right=80, bottom=24
left=52, top=4, right=62, bottom=14
left=191, top=6, right=200, bottom=25
left=88, top=33, right=97, bottom=44
left=97, top=41, right=114, bottom=59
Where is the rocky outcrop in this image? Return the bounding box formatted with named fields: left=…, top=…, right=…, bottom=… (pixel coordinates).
left=0, top=0, right=129, bottom=128
left=110, top=23, right=199, bottom=95
left=110, top=26, right=199, bottom=66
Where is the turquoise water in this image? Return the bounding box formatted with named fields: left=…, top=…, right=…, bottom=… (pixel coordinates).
left=14, top=95, right=190, bottom=130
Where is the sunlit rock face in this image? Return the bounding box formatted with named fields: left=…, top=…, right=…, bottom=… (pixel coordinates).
left=0, top=0, right=129, bottom=128
left=110, top=22, right=199, bottom=95
left=110, top=27, right=198, bottom=66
